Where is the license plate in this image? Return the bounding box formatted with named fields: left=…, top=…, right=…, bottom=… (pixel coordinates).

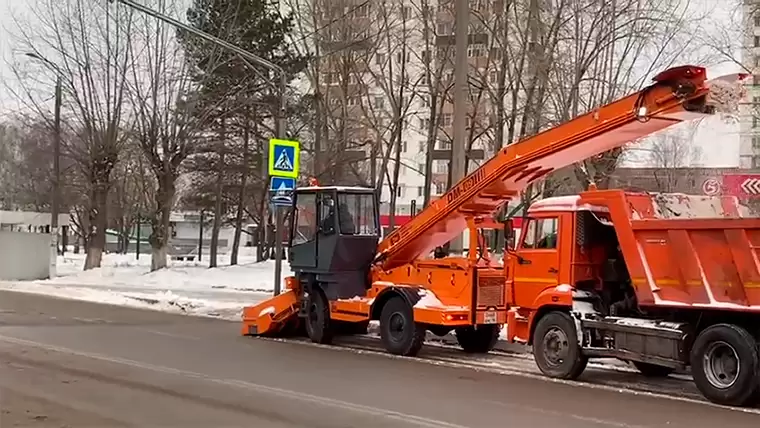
left=483, top=311, right=497, bottom=324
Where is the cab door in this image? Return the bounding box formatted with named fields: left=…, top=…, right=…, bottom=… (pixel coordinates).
left=511, top=215, right=562, bottom=308
left=289, top=192, right=318, bottom=269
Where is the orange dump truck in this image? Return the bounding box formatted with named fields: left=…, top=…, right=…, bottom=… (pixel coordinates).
left=241, top=65, right=757, bottom=406
left=504, top=190, right=760, bottom=406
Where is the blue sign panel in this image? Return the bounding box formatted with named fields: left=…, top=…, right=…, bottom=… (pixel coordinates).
left=269, top=176, right=296, bottom=206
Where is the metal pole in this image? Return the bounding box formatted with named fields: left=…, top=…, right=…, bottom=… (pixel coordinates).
left=450, top=0, right=469, bottom=254
left=49, top=75, right=62, bottom=276
left=198, top=210, right=204, bottom=262
left=273, top=206, right=284, bottom=296
left=136, top=217, right=141, bottom=260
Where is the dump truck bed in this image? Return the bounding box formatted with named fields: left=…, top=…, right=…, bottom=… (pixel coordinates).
left=583, top=190, right=760, bottom=310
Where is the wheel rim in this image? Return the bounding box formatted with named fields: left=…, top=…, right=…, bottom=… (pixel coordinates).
left=703, top=341, right=740, bottom=389
left=387, top=312, right=406, bottom=342
left=542, top=326, right=570, bottom=367
left=308, top=302, right=319, bottom=327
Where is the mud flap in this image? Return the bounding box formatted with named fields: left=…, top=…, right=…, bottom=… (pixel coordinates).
left=241, top=290, right=300, bottom=336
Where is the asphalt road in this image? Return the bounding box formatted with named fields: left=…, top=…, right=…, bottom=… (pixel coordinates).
left=0, top=290, right=758, bottom=428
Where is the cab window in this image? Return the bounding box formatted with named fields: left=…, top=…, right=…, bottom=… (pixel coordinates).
left=521, top=217, right=558, bottom=249
left=293, top=193, right=317, bottom=245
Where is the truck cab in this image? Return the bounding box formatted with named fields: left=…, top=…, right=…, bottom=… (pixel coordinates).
left=505, top=195, right=625, bottom=320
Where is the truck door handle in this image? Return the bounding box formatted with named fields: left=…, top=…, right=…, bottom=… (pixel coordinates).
left=548, top=267, right=558, bottom=274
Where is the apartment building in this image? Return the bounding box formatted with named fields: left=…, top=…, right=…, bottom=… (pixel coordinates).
left=302, top=0, right=501, bottom=224
left=741, top=1, right=760, bottom=168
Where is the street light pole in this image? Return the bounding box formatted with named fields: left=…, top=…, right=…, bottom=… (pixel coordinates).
left=110, top=0, right=289, bottom=295
left=52, top=74, right=62, bottom=256
left=26, top=52, right=63, bottom=276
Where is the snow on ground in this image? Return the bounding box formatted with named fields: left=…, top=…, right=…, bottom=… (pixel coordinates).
left=0, top=248, right=289, bottom=320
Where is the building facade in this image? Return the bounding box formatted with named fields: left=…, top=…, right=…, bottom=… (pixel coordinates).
left=741, top=1, right=760, bottom=168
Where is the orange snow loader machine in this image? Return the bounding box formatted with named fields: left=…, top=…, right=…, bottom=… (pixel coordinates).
left=242, top=66, right=759, bottom=406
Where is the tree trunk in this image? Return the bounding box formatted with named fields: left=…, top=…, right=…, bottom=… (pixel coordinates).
left=231, top=114, right=251, bottom=266
left=209, top=149, right=225, bottom=268
left=149, top=171, right=176, bottom=272
left=84, top=186, right=108, bottom=270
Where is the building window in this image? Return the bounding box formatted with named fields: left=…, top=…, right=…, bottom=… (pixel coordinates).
left=374, top=96, right=384, bottom=109
left=753, top=136, right=760, bottom=149
left=356, top=3, right=369, bottom=17
left=419, top=141, right=425, bottom=152
left=467, top=44, right=485, bottom=58
left=435, top=160, right=448, bottom=174
left=442, top=113, right=452, bottom=126
left=396, top=186, right=404, bottom=198
left=437, top=23, right=451, bottom=34
left=376, top=53, right=385, bottom=65
left=754, top=116, right=759, bottom=128
left=401, top=141, right=407, bottom=152
left=755, top=36, right=760, bottom=47
left=435, top=182, right=446, bottom=194
left=418, top=186, right=424, bottom=197
left=755, top=14, right=760, bottom=27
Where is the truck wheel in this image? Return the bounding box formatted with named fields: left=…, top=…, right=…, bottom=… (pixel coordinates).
left=379, top=296, right=425, bottom=357
left=455, top=325, right=500, bottom=353
left=691, top=324, right=760, bottom=407
left=632, top=361, right=674, bottom=378
left=533, top=311, right=588, bottom=380
left=304, top=290, right=333, bottom=345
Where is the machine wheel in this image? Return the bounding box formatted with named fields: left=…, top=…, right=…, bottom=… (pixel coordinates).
left=690, top=324, right=760, bottom=406
left=632, top=361, right=674, bottom=378
left=304, top=289, right=333, bottom=345
left=379, top=297, right=425, bottom=357
left=455, top=325, right=500, bottom=353
left=532, top=311, right=588, bottom=380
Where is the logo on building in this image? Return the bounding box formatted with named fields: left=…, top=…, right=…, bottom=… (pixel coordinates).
left=722, top=174, right=760, bottom=198
left=701, top=178, right=721, bottom=196
left=740, top=177, right=760, bottom=195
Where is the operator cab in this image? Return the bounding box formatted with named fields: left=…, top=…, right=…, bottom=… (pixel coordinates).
left=288, top=186, right=380, bottom=299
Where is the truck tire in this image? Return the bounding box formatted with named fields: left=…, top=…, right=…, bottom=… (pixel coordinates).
left=455, top=325, right=500, bottom=353
left=304, top=289, right=333, bottom=345
left=532, top=311, right=588, bottom=380
left=691, top=324, right=760, bottom=407
left=632, top=361, right=674, bottom=378
left=379, top=296, right=425, bottom=357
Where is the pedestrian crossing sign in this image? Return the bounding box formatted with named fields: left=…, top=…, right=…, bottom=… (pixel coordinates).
left=268, top=138, right=300, bottom=179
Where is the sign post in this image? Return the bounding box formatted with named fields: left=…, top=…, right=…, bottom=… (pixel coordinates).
left=268, top=139, right=300, bottom=296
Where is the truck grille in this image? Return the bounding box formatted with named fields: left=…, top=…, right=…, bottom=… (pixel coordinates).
left=477, top=275, right=505, bottom=308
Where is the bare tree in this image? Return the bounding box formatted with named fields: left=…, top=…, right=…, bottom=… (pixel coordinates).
left=7, top=0, right=134, bottom=269
left=125, top=0, right=227, bottom=271
left=543, top=0, right=715, bottom=191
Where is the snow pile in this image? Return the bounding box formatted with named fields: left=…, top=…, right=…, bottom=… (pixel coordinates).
left=0, top=249, right=289, bottom=320
left=50, top=250, right=292, bottom=293
left=706, top=78, right=746, bottom=119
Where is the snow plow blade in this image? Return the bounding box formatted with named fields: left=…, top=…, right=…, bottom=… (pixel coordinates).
left=241, top=289, right=300, bottom=337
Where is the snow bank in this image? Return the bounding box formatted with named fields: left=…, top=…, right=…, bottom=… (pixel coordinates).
left=52, top=249, right=292, bottom=293
left=0, top=248, right=288, bottom=320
